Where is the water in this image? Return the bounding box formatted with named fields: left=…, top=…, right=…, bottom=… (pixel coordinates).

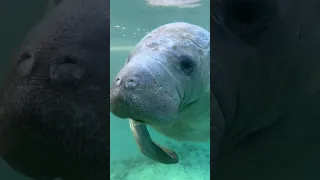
left=110, top=0, right=210, bottom=179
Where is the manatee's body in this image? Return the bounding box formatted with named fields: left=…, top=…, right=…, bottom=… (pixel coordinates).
left=0, top=0, right=109, bottom=180
left=212, top=0, right=320, bottom=179
left=110, top=22, right=210, bottom=163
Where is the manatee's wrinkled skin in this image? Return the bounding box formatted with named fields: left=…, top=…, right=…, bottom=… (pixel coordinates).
left=212, top=0, right=320, bottom=179
left=0, top=0, right=109, bottom=179
left=110, top=22, right=210, bottom=163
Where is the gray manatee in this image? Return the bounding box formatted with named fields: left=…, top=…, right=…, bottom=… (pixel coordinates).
left=212, top=0, right=320, bottom=179
left=0, top=0, right=109, bottom=180
left=110, top=22, right=210, bottom=164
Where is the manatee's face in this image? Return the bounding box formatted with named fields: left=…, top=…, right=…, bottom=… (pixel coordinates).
left=0, top=0, right=109, bottom=175
left=110, top=23, right=210, bottom=126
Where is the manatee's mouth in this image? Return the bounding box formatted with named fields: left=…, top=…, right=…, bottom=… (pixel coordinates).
left=134, top=119, right=144, bottom=123
left=109, top=100, right=149, bottom=123
left=110, top=91, right=178, bottom=126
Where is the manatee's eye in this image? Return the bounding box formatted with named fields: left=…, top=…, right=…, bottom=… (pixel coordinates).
left=178, top=55, right=195, bottom=75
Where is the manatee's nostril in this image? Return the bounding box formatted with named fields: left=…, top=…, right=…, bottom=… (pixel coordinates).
left=19, top=51, right=35, bottom=77
left=113, top=77, right=137, bottom=89
left=125, top=78, right=137, bottom=89
left=115, top=77, right=121, bottom=86
left=49, top=62, right=84, bottom=87
left=20, top=51, right=32, bottom=61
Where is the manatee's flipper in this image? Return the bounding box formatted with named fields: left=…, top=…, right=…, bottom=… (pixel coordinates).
left=129, top=119, right=179, bottom=164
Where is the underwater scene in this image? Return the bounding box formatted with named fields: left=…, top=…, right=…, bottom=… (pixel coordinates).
left=0, top=0, right=210, bottom=180
left=110, top=0, right=210, bottom=180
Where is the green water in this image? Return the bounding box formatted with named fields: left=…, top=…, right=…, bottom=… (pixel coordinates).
left=110, top=0, right=210, bottom=179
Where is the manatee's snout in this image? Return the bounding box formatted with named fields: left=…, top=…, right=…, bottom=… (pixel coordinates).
left=110, top=78, right=134, bottom=119
left=110, top=72, right=144, bottom=97
left=114, top=75, right=139, bottom=89
left=49, top=62, right=84, bottom=87
left=110, top=59, right=179, bottom=125
left=110, top=76, right=138, bottom=118
left=110, top=65, right=156, bottom=120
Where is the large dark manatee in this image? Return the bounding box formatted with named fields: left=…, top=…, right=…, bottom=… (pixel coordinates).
left=0, top=0, right=109, bottom=179
left=212, top=0, right=320, bottom=179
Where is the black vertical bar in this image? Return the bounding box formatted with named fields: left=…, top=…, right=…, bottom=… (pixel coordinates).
left=106, top=0, right=111, bottom=179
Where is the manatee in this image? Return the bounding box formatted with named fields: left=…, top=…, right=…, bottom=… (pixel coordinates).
left=0, top=0, right=109, bottom=180
left=212, top=0, right=320, bottom=179
left=110, top=22, right=210, bottom=164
